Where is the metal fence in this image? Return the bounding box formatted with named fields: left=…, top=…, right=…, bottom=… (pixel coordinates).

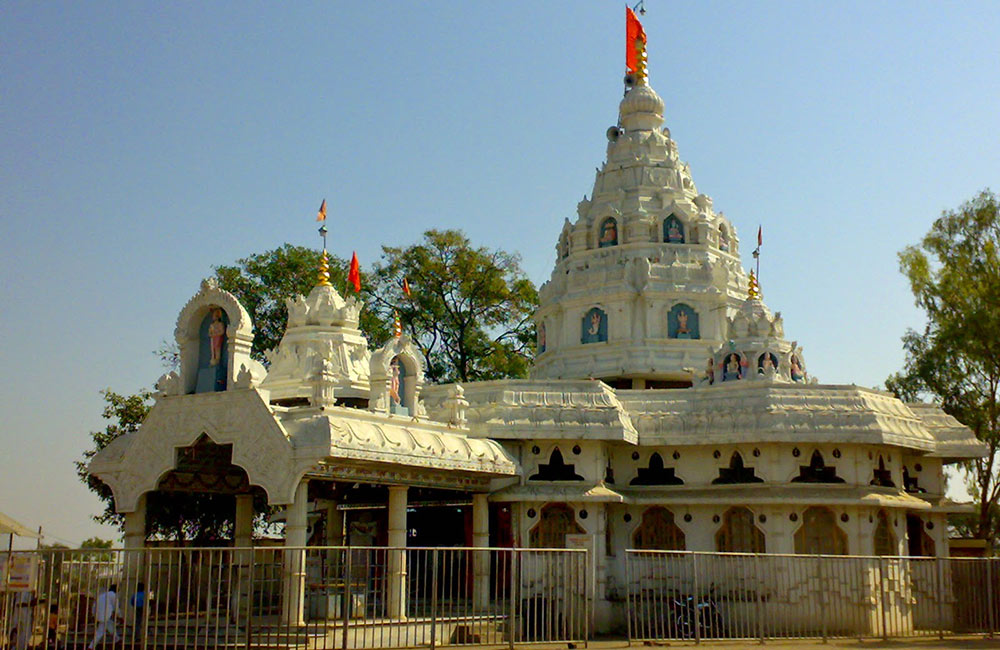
left=625, top=550, right=1000, bottom=642
left=1, top=546, right=589, bottom=650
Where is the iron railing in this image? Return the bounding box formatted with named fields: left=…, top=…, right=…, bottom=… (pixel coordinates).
left=0, top=546, right=589, bottom=650
left=625, top=550, right=1000, bottom=642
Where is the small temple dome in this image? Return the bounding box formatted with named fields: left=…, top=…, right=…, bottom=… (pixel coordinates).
left=619, top=83, right=664, bottom=131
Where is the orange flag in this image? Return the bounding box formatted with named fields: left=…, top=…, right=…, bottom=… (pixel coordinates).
left=348, top=252, right=361, bottom=293
left=316, top=199, right=327, bottom=222
left=626, top=6, right=646, bottom=73
left=402, top=277, right=412, bottom=298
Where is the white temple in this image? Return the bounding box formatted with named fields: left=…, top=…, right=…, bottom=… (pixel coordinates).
left=89, top=27, right=985, bottom=634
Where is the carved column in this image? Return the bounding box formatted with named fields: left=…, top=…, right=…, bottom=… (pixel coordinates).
left=283, top=481, right=309, bottom=626
left=387, top=486, right=408, bottom=619
left=472, top=493, right=490, bottom=610
left=234, top=494, right=254, bottom=617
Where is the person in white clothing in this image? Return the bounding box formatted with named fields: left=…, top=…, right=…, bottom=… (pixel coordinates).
left=88, top=584, right=120, bottom=649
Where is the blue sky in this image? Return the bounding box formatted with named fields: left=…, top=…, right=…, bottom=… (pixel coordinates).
left=1, top=2, right=998, bottom=546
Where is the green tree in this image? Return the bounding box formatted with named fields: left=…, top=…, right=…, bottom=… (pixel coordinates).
left=885, top=189, right=1000, bottom=544
left=366, top=229, right=538, bottom=383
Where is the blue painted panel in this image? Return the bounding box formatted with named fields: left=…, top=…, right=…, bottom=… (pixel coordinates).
left=667, top=303, right=699, bottom=339
left=581, top=308, right=608, bottom=344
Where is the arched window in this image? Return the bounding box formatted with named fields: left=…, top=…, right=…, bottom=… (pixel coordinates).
left=529, top=448, right=584, bottom=481
left=598, top=218, right=618, bottom=248
left=791, top=450, right=845, bottom=483
left=632, top=507, right=686, bottom=550
left=631, top=452, right=684, bottom=486
left=794, top=507, right=847, bottom=555
left=873, top=510, right=897, bottom=556
left=713, top=452, right=763, bottom=484
left=529, top=503, right=584, bottom=548
left=716, top=507, right=766, bottom=553
left=581, top=307, right=608, bottom=344
left=667, top=303, right=699, bottom=339
left=196, top=307, right=229, bottom=392
left=718, top=225, right=730, bottom=252
left=663, top=214, right=685, bottom=243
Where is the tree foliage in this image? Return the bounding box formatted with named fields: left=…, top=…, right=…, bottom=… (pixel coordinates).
left=366, top=230, right=538, bottom=383
left=885, top=189, right=1000, bottom=543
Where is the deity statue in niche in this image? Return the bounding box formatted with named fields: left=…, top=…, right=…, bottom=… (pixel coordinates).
left=790, top=354, right=806, bottom=382
left=664, top=215, right=685, bottom=243
left=538, top=323, right=546, bottom=353
left=208, top=308, right=226, bottom=366
left=667, top=303, right=699, bottom=339
left=389, top=357, right=401, bottom=404
left=581, top=307, right=608, bottom=344
left=719, top=226, right=729, bottom=252
left=758, top=352, right=779, bottom=374
left=722, top=352, right=743, bottom=381
left=599, top=218, right=618, bottom=247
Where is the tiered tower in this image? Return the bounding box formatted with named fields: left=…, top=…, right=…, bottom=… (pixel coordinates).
left=532, top=66, right=756, bottom=387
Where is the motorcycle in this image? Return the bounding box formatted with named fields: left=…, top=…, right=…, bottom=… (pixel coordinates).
left=670, top=584, right=723, bottom=639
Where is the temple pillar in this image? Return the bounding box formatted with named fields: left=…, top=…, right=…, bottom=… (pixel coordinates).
left=234, top=494, right=254, bottom=619
left=122, top=495, right=147, bottom=591
left=325, top=501, right=344, bottom=546
left=387, top=486, right=408, bottom=619
left=472, top=493, right=490, bottom=610
left=235, top=494, right=254, bottom=547
left=283, top=481, right=309, bottom=626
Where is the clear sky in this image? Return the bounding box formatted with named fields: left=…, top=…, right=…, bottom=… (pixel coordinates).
left=1, top=2, right=998, bottom=547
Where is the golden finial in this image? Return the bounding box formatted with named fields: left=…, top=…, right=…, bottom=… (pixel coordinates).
left=747, top=270, right=762, bottom=300
left=317, top=250, right=332, bottom=287
left=634, top=40, right=648, bottom=86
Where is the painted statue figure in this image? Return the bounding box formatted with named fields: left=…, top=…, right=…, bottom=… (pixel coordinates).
left=676, top=309, right=690, bottom=338
left=667, top=221, right=683, bottom=243
left=389, top=357, right=401, bottom=404
left=208, top=308, right=225, bottom=366
left=790, top=355, right=805, bottom=382
left=588, top=311, right=602, bottom=336
left=599, top=220, right=617, bottom=246
left=759, top=352, right=777, bottom=374
left=723, top=353, right=742, bottom=381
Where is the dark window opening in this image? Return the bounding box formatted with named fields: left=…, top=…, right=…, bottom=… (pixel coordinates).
left=530, top=448, right=585, bottom=481
left=791, top=450, right=845, bottom=484
left=713, top=452, right=764, bottom=485
left=630, top=452, right=684, bottom=486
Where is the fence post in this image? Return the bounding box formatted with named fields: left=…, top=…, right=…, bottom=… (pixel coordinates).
left=508, top=550, right=517, bottom=650
left=430, top=549, right=439, bottom=650
left=755, top=554, right=764, bottom=644
left=818, top=556, right=827, bottom=644
left=692, top=553, right=701, bottom=645
left=988, top=558, right=996, bottom=638
left=341, top=549, right=351, bottom=650
left=935, top=557, right=945, bottom=640
left=625, top=551, right=632, bottom=645
left=244, top=547, right=254, bottom=650
left=879, top=557, right=889, bottom=641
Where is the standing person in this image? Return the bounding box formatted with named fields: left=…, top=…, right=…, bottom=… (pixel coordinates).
left=87, top=584, right=120, bottom=649
left=129, top=583, right=147, bottom=639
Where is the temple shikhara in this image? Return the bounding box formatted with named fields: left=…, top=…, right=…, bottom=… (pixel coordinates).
left=88, top=9, right=985, bottom=637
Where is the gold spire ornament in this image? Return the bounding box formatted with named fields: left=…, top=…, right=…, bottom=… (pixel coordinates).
left=634, top=39, right=648, bottom=85
left=393, top=311, right=402, bottom=338
left=747, top=270, right=762, bottom=301
left=317, top=250, right=332, bottom=287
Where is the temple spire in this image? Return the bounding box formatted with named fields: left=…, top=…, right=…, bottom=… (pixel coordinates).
left=626, top=6, right=648, bottom=86
left=317, top=250, right=332, bottom=287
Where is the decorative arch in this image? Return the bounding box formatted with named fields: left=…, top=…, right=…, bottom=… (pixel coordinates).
left=530, top=448, right=584, bottom=481
left=663, top=214, right=685, bottom=243
left=667, top=303, right=699, bottom=339
left=873, top=509, right=897, bottom=556
left=581, top=307, right=608, bottom=344
left=632, top=507, right=685, bottom=550
left=598, top=217, right=619, bottom=248
left=716, top=506, right=765, bottom=553
left=174, top=279, right=255, bottom=395
left=630, top=452, right=683, bottom=486
left=530, top=503, right=584, bottom=548
left=794, top=507, right=847, bottom=555
left=370, top=335, right=426, bottom=416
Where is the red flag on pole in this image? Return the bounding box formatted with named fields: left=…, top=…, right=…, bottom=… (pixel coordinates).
left=348, top=252, right=361, bottom=293
left=402, top=277, right=412, bottom=298
left=316, top=199, right=327, bottom=222
left=757, top=225, right=763, bottom=247
left=626, top=6, right=646, bottom=74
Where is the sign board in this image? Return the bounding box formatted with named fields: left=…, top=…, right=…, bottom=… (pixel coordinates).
left=0, top=553, right=38, bottom=591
